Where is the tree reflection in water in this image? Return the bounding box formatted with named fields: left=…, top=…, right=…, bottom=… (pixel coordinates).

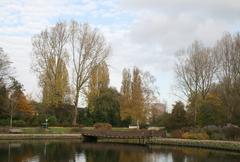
left=0, top=140, right=239, bottom=162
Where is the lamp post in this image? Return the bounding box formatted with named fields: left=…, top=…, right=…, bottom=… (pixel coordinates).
left=8, top=91, right=16, bottom=129
left=45, top=118, right=48, bottom=129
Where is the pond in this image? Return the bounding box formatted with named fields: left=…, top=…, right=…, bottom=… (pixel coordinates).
left=0, top=140, right=239, bottom=162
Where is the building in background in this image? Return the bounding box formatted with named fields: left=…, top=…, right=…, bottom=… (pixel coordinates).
left=148, top=102, right=166, bottom=125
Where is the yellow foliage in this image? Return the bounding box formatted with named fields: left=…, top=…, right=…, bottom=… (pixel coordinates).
left=87, top=62, right=109, bottom=113
left=16, top=94, right=34, bottom=115
left=182, top=132, right=209, bottom=140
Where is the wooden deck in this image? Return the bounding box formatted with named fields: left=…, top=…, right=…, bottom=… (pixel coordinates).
left=81, top=130, right=166, bottom=142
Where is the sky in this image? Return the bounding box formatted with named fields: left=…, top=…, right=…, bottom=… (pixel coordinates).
left=0, top=0, right=240, bottom=111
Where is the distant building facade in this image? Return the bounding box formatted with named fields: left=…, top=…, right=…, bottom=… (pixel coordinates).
left=151, top=103, right=166, bottom=115
left=148, top=102, right=166, bottom=125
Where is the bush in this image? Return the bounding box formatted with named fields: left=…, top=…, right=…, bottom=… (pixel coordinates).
left=139, top=123, right=148, bottom=129
left=170, top=129, right=186, bottom=138
left=13, top=120, right=26, bottom=127
left=70, top=127, right=82, bottom=133
left=0, top=119, right=9, bottom=126
left=222, top=125, right=240, bottom=140
left=48, top=116, right=57, bottom=126
left=203, top=125, right=221, bottom=136
left=210, top=133, right=226, bottom=140
left=93, top=123, right=112, bottom=130
left=182, top=132, right=209, bottom=140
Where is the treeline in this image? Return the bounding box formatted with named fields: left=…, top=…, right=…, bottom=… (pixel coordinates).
left=0, top=48, right=34, bottom=127
left=80, top=65, right=159, bottom=127
left=0, top=21, right=160, bottom=127
left=2, top=21, right=239, bottom=129
left=170, top=32, right=240, bottom=128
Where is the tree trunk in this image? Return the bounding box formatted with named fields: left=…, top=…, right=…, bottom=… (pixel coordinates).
left=72, top=91, right=79, bottom=126
left=72, top=105, right=78, bottom=126
left=10, top=111, right=13, bottom=128
left=10, top=102, right=13, bottom=128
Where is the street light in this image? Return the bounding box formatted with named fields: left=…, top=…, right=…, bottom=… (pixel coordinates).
left=45, top=118, right=48, bottom=129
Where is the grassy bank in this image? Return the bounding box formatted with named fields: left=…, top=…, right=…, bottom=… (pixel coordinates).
left=151, top=138, right=240, bottom=152
left=99, top=138, right=240, bottom=152
left=0, top=127, right=129, bottom=134
left=0, top=134, right=82, bottom=140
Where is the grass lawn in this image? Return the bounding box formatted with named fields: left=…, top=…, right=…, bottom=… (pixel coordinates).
left=19, top=127, right=130, bottom=134
left=21, top=127, right=75, bottom=134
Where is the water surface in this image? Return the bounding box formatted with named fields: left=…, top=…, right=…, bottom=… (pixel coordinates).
left=0, top=140, right=239, bottom=162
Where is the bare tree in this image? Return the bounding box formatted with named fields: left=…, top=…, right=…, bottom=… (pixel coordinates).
left=69, top=21, right=110, bottom=125
left=0, top=48, right=12, bottom=81
left=175, top=41, right=217, bottom=124
left=214, top=32, right=240, bottom=122
left=141, top=71, right=160, bottom=123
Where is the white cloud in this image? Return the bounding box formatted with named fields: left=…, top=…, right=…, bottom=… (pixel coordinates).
left=121, top=0, right=240, bottom=21
left=0, top=0, right=239, bottom=107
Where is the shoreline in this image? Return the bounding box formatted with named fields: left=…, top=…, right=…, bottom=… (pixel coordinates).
left=0, top=134, right=82, bottom=140
left=0, top=134, right=240, bottom=152
left=98, top=138, right=240, bottom=152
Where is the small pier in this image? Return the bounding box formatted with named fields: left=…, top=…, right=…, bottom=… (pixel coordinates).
left=81, top=130, right=166, bottom=143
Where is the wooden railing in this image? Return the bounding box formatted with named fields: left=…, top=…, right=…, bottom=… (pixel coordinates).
left=81, top=130, right=166, bottom=139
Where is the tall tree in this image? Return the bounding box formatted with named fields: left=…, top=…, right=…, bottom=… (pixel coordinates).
left=8, top=77, right=27, bottom=128
left=87, top=61, right=109, bottom=113
left=214, top=32, right=240, bottom=123
left=120, top=68, right=132, bottom=121
left=141, top=71, right=160, bottom=123
left=41, top=58, right=70, bottom=107
left=131, top=67, right=145, bottom=124
left=197, top=91, right=225, bottom=126
left=32, top=22, right=70, bottom=108
left=69, top=21, right=110, bottom=125
left=169, top=101, right=188, bottom=129
left=92, top=88, right=121, bottom=126
left=175, top=41, right=217, bottom=124
left=120, top=67, right=150, bottom=125
left=0, top=47, right=13, bottom=116
left=0, top=81, right=9, bottom=116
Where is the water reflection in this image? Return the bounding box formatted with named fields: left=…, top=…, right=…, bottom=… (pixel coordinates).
left=0, top=140, right=239, bottom=162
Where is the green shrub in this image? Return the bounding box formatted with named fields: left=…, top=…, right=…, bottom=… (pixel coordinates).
left=70, top=127, right=82, bottom=133
left=210, top=133, right=226, bottom=140
left=0, top=119, right=9, bottom=126
left=48, top=116, right=57, bottom=126
left=13, top=120, right=26, bottom=127
left=139, top=123, right=148, bottom=129
left=30, top=117, right=40, bottom=126
left=182, top=132, right=209, bottom=140
left=93, top=123, right=112, bottom=130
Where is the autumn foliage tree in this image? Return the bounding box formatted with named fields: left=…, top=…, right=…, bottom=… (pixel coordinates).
left=120, top=67, right=157, bottom=125
left=87, top=61, right=109, bottom=113
left=32, top=22, right=70, bottom=108
left=41, top=58, right=70, bottom=107
left=131, top=67, right=145, bottom=124
left=120, top=68, right=132, bottom=121
left=8, top=77, right=34, bottom=127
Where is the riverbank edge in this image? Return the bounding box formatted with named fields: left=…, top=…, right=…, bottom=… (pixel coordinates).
left=1, top=134, right=240, bottom=152
left=0, top=134, right=82, bottom=140
left=98, top=138, right=240, bottom=152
